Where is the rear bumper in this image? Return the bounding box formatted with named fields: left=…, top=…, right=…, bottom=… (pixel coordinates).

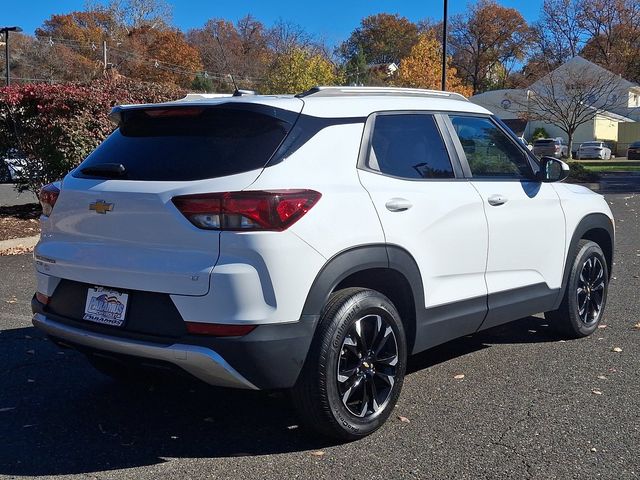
left=32, top=297, right=319, bottom=390
left=33, top=313, right=258, bottom=389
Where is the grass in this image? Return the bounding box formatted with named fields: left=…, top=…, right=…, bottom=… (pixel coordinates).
left=582, top=165, right=640, bottom=173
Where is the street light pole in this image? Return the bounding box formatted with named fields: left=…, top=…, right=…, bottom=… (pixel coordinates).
left=1, top=26, right=23, bottom=87
left=441, top=0, right=448, bottom=91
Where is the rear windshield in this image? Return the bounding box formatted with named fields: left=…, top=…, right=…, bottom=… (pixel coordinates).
left=74, top=105, right=296, bottom=181
left=534, top=139, right=555, bottom=145
left=582, top=142, right=602, bottom=147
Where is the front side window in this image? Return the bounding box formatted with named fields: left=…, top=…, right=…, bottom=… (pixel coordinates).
left=368, top=114, right=454, bottom=179
left=450, top=116, right=532, bottom=179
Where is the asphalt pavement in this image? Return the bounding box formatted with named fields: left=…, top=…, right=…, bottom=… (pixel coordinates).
left=0, top=192, right=638, bottom=479
left=0, top=184, right=37, bottom=207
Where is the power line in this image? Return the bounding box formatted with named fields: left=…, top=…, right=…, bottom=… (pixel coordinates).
left=32, top=35, right=265, bottom=83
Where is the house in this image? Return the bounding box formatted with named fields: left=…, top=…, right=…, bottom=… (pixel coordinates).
left=470, top=57, right=638, bottom=153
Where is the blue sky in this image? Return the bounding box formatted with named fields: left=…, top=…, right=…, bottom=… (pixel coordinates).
left=3, top=0, right=541, bottom=46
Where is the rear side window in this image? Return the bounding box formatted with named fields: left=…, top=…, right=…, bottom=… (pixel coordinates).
left=368, top=114, right=454, bottom=179
left=74, top=105, right=295, bottom=181
left=534, top=139, right=555, bottom=145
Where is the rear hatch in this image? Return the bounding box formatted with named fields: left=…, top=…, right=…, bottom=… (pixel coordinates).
left=533, top=139, right=558, bottom=156
left=36, top=100, right=302, bottom=295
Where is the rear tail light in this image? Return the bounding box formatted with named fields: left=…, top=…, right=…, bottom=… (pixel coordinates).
left=172, top=190, right=321, bottom=231
left=39, top=183, right=60, bottom=217
left=35, top=292, right=50, bottom=305
left=185, top=322, right=256, bottom=337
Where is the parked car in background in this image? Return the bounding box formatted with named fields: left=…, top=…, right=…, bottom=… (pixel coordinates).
left=576, top=141, right=612, bottom=160
left=627, top=141, right=640, bottom=160
left=1, top=158, right=24, bottom=183
left=533, top=138, right=568, bottom=159
left=572, top=143, right=581, bottom=158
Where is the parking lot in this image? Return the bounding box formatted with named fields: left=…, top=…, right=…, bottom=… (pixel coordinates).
left=0, top=192, right=638, bottom=479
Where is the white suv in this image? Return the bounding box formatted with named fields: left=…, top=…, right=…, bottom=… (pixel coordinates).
left=32, top=87, right=614, bottom=440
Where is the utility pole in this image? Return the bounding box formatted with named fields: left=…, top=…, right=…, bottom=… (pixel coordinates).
left=441, top=0, right=448, bottom=91
left=103, top=40, right=108, bottom=75
left=1, top=26, right=23, bottom=87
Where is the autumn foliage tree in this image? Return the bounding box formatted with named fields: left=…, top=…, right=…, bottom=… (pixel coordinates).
left=0, top=79, right=185, bottom=193
left=262, top=48, right=340, bottom=94
left=396, top=33, right=472, bottom=96
left=119, top=27, right=202, bottom=87
left=449, top=0, right=533, bottom=94
left=338, top=14, right=419, bottom=66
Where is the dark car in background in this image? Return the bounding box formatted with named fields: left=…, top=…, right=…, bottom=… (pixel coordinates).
left=627, top=141, right=640, bottom=160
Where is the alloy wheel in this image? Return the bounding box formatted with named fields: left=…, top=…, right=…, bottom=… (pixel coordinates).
left=336, top=314, right=399, bottom=418
left=576, top=256, right=605, bottom=325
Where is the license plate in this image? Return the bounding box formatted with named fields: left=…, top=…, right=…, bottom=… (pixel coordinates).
left=83, top=287, right=129, bottom=327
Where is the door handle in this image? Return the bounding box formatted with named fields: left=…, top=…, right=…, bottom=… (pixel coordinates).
left=385, top=198, right=413, bottom=212
left=487, top=194, right=508, bottom=206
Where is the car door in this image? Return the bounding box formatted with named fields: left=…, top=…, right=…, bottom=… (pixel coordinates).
left=445, top=114, right=566, bottom=329
left=357, top=112, right=489, bottom=352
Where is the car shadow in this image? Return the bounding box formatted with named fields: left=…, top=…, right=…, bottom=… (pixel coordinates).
left=407, top=315, right=559, bottom=374
left=0, top=317, right=559, bottom=476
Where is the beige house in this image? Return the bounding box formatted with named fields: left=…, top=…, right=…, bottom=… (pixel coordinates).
left=470, top=57, right=637, bottom=152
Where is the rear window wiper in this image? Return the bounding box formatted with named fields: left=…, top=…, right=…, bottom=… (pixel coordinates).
left=80, top=163, right=127, bottom=178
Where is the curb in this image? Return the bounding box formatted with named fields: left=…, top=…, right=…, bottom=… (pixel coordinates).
left=0, top=235, right=39, bottom=251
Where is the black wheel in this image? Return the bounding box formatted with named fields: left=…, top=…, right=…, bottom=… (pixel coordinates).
left=291, top=287, right=407, bottom=440
left=546, top=240, right=609, bottom=338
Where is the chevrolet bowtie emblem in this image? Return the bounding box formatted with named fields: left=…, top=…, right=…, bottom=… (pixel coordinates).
left=89, top=200, right=114, bottom=214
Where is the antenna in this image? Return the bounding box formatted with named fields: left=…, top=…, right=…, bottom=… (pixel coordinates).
left=214, top=34, right=240, bottom=95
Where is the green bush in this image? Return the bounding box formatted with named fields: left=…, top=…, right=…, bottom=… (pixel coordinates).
left=532, top=127, right=549, bottom=140
left=0, top=79, right=185, bottom=195
left=567, top=161, right=600, bottom=183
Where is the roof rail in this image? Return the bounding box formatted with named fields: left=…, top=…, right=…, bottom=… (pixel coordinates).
left=296, top=86, right=468, bottom=101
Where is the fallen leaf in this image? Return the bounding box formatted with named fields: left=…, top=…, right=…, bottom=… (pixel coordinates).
left=592, top=389, right=603, bottom=395
left=528, top=329, right=537, bottom=333
left=27, top=379, right=35, bottom=383
left=286, top=424, right=299, bottom=430
left=0, top=407, right=15, bottom=412
left=454, top=374, right=465, bottom=380
left=597, top=375, right=607, bottom=380
left=23, top=424, right=35, bottom=428
left=26, top=350, right=34, bottom=355
left=310, top=450, right=325, bottom=456
left=170, top=435, right=178, bottom=440
left=597, top=324, right=607, bottom=329
left=590, top=447, right=597, bottom=452
left=633, top=322, right=640, bottom=330
left=612, top=347, right=623, bottom=352
left=398, top=416, right=410, bottom=423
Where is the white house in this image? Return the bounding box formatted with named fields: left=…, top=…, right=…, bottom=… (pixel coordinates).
left=470, top=57, right=638, bottom=148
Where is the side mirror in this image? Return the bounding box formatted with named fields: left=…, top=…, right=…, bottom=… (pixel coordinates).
left=538, top=156, right=569, bottom=182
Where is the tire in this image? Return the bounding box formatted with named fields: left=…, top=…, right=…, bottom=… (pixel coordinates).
left=291, top=287, right=407, bottom=440
left=546, top=240, right=609, bottom=338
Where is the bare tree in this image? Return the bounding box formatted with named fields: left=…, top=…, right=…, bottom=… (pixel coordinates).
left=511, top=63, right=626, bottom=157
left=533, top=0, right=583, bottom=68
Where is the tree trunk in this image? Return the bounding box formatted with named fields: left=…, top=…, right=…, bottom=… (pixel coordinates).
left=567, top=133, right=573, bottom=160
